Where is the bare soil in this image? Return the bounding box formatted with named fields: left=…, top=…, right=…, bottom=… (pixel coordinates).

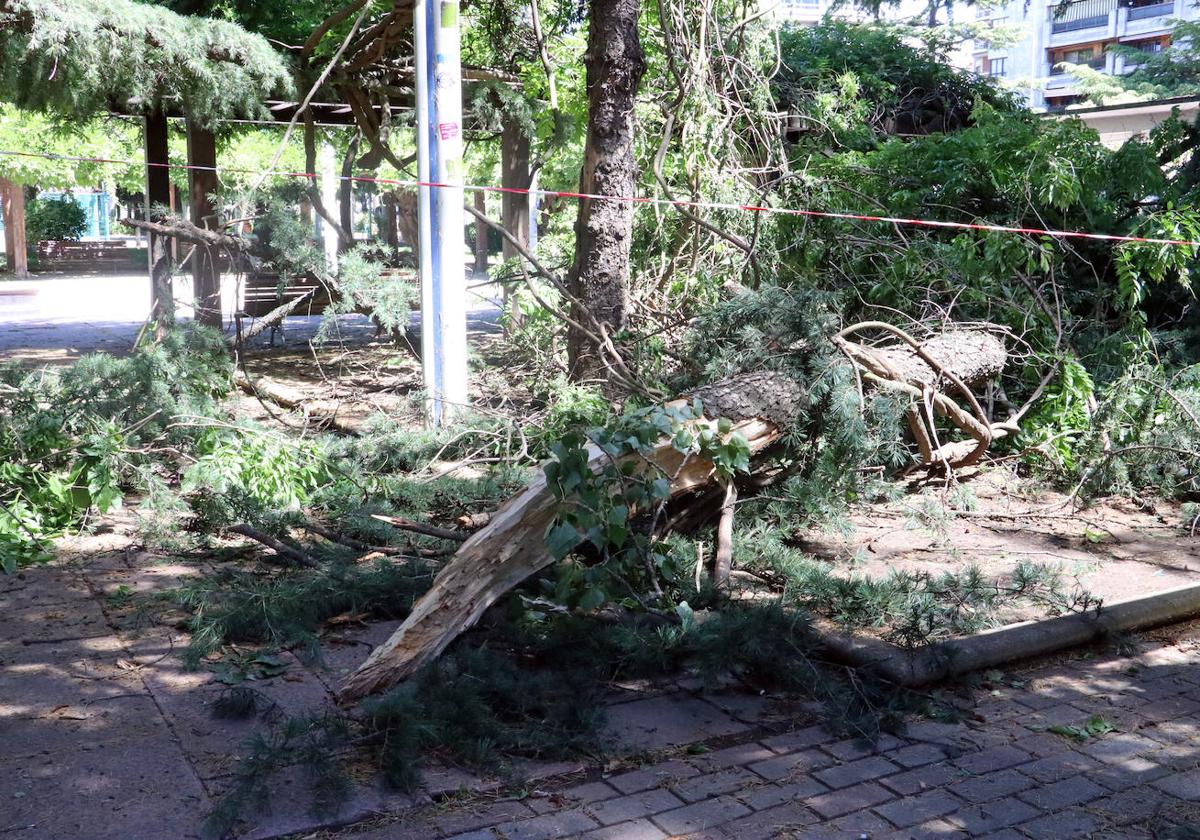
left=794, top=466, right=1200, bottom=629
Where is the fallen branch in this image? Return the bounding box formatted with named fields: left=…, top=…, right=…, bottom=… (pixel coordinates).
left=227, top=524, right=316, bottom=567
left=370, top=514, right=469, bottom=542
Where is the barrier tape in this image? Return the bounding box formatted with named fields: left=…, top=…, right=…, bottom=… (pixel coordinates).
left=2, top=147, right=1198, bottom=248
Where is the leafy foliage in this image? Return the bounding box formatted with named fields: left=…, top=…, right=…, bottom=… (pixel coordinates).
left=542, top=400, right=752, bottom=607
left=0, top=324, right=231, bottom=571
left=0, top=0, right=292, bottom=124
left=25, top=194, right=86, bottom=241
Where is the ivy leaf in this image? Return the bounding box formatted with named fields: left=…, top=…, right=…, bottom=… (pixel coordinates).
left=545, top=522, right=582, bottom=559
left=578, top=587, right=607, bottom=611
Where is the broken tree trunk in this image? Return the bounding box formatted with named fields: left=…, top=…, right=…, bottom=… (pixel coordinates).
left=338, top=371, right=807, bottom=701
left=835, top=324, right=1009, bottom=469
left=339, top=328, right=1010, bottom=701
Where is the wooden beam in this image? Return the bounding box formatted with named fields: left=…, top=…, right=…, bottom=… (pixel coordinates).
left=145, top=110, right=174, bottom=337
left=186, top=123, right=222, bottom=328
left=0, top=178, right=29, bottom=279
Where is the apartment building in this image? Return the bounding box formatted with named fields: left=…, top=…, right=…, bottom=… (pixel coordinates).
left=973, top=0, right=1195, bottom=109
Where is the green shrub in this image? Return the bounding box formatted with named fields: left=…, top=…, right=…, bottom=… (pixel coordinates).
left=26, top=196, right=87, bottom=241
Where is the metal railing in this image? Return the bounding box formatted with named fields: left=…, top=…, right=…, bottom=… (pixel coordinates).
left=1128, top=1, right=1173, bottom=20
left=1048, top=0, right=1116, bottom=31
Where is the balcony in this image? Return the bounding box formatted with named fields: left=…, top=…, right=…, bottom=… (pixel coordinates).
left=1048, top=0, right=1116, bottom=33
left=1128, top=0, right=1173, bottom=20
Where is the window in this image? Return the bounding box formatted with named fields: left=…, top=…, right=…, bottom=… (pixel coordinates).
left=1062, top=47, right=1095, bottom=63
left=988, top=57, right=1008, bottom=77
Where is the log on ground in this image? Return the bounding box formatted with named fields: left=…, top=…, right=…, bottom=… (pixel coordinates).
left=338, top=370, right=807, bottom=702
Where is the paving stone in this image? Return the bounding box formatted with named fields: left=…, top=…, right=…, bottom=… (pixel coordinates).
left=903, top=720, right=973, bottom=745
left=1153, top=767, right=1200, bottom=800
left=884, top=743, right=948, bottom=769
left=1016, top=774, right=1107, bottom=810
left=0, top=567, right=92, bottom=611
left=872, top=787, right=962, bottom=828
left=828, top=807, right=895, bottom=835
left=1091, top=756, right=1170, bottom=790
left=698, top=691, right=771, bottom=725
left=1010, top=731, right=1071, bottom=758
left=669, top=767, right=759, bottom=803
left=607, top=760, right=701, bottom=794
left=528, top=781, right=619, bottom=813
left=0, top=693, right=172, bottom=759
left=1024, top=702, right=1092, bottom=729
left=953, top=744, right=1030, bottom=775
left=1016, top=807, right=1102, bottom=839
left=880, top=762, right=962, bottom=796
left=1016, top=750, right=1101, bottom=783
left=5, top=599, right=113, bottom=645
left=0, top=653, right=148, bottom=722
left=650, top=796, right=751, bottom=835
left=943, top=796, right=1041, bottom=834
left=738, top=777, right=828, bottom=811
left=587, top=788, right=685, bottom=825
left=444, top=831, right=497, bottom=840
left=1090, top=787, right=1170, bottom=825
left=879, top=819, right=969, bottom=839
left=431, top=800, right=536, bottom=835
left=0, top=733, right=210, bottom=840
left=580, top=818, right=667, bottom=840
left=715, top=800, right=819, bottom=839
left=747, top=748, right=835, bottom=781
left=805, top=781, right=893, bottom=819
left=822, top=734, right=903, bottom=761
left=601, top=695, right=749, bottom=751
left=492, top=808, right=599, bottom=840
left=1137, top=695, right=1200, bottom=723
left=948, top=768, right=1033, bottom=803
left=691, top=741, right=775, bottom=771
left=813, top=755, right=899, bottom=790
left=760, top=725, right=831, bottom=754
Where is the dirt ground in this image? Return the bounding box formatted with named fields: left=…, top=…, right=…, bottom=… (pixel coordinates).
left=794, top=466, right=1200, bottom=629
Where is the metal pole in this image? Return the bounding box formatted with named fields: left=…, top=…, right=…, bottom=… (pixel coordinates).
left=416, top=0, right=468, bottom=425
left=320, top=142, right=340, bottom=273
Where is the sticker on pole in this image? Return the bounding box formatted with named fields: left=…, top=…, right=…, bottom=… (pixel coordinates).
left=438, top=123, right=460, bottom=140
left=441, top=1, right=458, bottom=26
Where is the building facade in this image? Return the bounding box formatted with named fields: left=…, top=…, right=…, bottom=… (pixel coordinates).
left=973, top=0, right=1195, bottom=110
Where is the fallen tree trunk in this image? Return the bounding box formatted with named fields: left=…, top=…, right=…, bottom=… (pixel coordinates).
left=338, top=371, right=807, bottom=701
left=339, top=331, right=1010, bottom=701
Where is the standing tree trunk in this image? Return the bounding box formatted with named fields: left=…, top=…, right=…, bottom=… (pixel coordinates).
left=187, top=123, right=222, bottom=328
left=0, top=178, right=29, bottom=279
left=473, top=190, right=489, bottom=275
left=566, top=0, right=646, bottom=384
left=145, top=109, right=173, bottom=337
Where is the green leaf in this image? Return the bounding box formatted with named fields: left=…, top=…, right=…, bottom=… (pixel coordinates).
left=578, top=587, right=606, bottom=611
left=545, top=522, right=582, bottom=559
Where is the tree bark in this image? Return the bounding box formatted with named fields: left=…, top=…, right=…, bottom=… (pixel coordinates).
left=500, top=114, right=531, bottom=262
left=339, top=371, right=806, bottom=701
left=145, top=110, right=173, bottom=336
left=0, top=178, right=29, bottom=279
left=186, top=123, right=222, bottom=328
left=565, top=0, right=647, bottom=384
left=473, top=189, right=489, bottom=274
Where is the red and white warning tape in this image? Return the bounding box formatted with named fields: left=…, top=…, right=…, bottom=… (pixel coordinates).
left=2, top=147, right=1197, bottom=248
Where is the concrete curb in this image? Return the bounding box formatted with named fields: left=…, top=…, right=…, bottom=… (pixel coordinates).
left=819, top=581, right=1200, bottom=685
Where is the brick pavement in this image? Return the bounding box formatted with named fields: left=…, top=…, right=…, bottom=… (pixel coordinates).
left=4, top=541, right=1200, bottom=838
left=336, top=641, right=1200, bottom=839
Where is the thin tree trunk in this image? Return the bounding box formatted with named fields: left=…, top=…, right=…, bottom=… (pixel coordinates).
left=473, top=190, right=489, bottom=274
left=187, top=123, right=222, bottom=328
left=566, top=0, right=647, bottom=384
left=0, top=178, right=29, bottom=278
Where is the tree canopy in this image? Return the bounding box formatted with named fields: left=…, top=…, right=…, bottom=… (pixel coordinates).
left=0, top=0, right=293, bottom=124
